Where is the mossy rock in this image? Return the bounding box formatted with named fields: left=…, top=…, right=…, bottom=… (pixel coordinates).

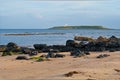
left=2, top=51, right=13, bottom=56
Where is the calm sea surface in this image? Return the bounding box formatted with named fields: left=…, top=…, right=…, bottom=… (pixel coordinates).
left=0, top=29, right=120, bottom=47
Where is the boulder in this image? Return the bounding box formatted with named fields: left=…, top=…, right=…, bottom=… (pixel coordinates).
left=21, top=47, right=37, bottom=55
left=6, top=42, right=20, bottom=52
left=84, top=51, right=90, bottom=55
left=66, top=40, right=75, bottom=47
left=0, top=45, right=6, bottom=52
left=33, top=44, right=47, bottom=50
left=16, top=55, right=29, bottom=60
left=70, top=49, right=84, bottom=57
left=46, top=51, right=56, bottom=58
left=55, top=53, right=65, bottom=58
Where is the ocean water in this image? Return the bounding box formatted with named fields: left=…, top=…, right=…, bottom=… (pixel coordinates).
left=0, top=29, right=120, bottom=47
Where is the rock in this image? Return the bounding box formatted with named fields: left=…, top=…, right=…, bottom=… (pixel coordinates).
left=74, top=36, right=94, bottom=41
left=5, top=42, right=20, bottom=52
left=108, top=36, right=119, bottom=42
left=16, top=55, right=29, bottom=60
left=7, top=42, right=18, bottom=48
left=21, top=47, right=37, bottom=55
left=109, top=49, right=116, bottom=52
left=96, top=54, right=110, bottom=58
left=55, top=53, right=65, bottom=58
left=33, top=44, right=47, bottom=50
left=114, top=69, right=120, bottom=72
left=107, top=36, right=120, bottom=50
left=70, top=49, right=85, bottom=57
left=2, top=51, right=12, bottom=56
left=0, top=45, right=6, bottom=52
left=66, top=40, right=76, bottom=47
left=46, top=51, right=56, bottom=58
left=84, top=51, right=90, bottom=55
left=96, top=36, right=108, bottom=42
left=29, top=51, right=38, bottom=56
left=64, top=71, right=79, bottom=77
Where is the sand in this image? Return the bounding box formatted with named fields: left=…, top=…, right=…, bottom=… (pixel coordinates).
left=0, top=51, right=120, bottom=80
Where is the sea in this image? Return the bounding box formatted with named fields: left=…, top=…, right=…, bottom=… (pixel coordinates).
left=0, top=29, right=120, bottom=47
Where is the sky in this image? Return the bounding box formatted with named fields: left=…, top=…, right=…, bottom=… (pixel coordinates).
left=0, top=0, right=120, bottom=29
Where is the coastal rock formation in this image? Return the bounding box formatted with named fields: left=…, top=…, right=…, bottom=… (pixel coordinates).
left=1, top=36, right=119, bottom=56
left=72, top=36, right=120, bottom=52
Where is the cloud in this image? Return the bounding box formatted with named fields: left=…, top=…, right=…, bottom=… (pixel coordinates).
left=0, top=0, right=120, bottom=29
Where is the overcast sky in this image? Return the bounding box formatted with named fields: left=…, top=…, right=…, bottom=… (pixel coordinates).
left=0, top=0, right=120, bottom=29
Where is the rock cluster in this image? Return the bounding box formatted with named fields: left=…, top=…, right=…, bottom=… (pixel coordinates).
left=0, top=36, right=119, bottom=56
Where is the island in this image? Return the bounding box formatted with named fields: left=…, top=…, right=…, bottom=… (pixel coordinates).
left=49, top=26, right=110, bottom=30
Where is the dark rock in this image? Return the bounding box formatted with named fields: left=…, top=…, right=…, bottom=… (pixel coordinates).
left=109, top=49, right=116, bottom=52
left=16, top=55, right=29, bottom=60
left=2, top=51, right=12, bottom=56
left=33, top=44, right=47, bottom=50
left=109, top=36, right=118, bottom=42
left=29, top=51, right=38, bottom=56
left=46, top=51, right=56, bottom=58
left=96, top=54, right=110, bottom=58
left=55, top=53, right=65, bottom=58
left=5, top=42, right=20, bottom=52
left=20, top=47, right=38, bottom=56
left=66, top=40, right=77, bottom=47
left=64, top=71, right=79, bottom=77
left=84, top=51, right=90, bottom=55
left=0, top=45, right=6, bottom=52
left=70, top=49, right=85, bottom=57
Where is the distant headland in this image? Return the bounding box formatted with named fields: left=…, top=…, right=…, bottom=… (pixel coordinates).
left=49, top=26, right=111, bottom=30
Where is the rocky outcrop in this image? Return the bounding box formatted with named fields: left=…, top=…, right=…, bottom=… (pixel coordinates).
left=72, top=36, right=120, bottom=52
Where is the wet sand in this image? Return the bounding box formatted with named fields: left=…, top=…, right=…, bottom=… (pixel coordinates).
left=0, top=51, right=120, bottom=80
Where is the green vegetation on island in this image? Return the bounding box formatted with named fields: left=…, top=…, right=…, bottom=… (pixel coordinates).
left=49, top=26, right=110, bottom=30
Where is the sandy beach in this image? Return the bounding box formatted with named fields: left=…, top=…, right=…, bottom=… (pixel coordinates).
left=0, top=51, right=120, bottom=80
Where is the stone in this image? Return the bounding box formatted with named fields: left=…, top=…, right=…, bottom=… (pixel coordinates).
left=55, top=53, right=65, bottom=58
left=33, top=44, right=47, bottom=50
left=74, top=36, right=94, bottom=41
left=96, top=54, right=110, bottom=58
left=16, top=55, right=29, bottom=60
